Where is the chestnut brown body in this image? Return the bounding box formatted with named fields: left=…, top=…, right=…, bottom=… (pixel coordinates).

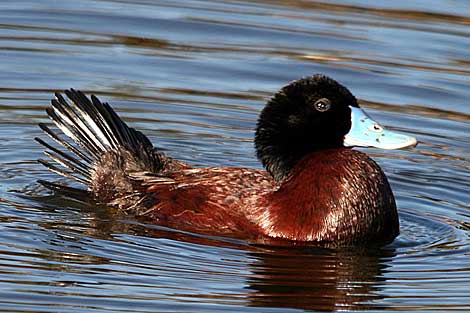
left=130, top=148, right=397, bottom=245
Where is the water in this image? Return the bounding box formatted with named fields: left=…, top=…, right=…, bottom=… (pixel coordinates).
left=0, top=0, right=469, bottom=312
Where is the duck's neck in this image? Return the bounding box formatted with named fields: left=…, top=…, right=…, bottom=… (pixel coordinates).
left=255, top=137, right=308, bottom=181
left=255, top=123, right=343, bottom=181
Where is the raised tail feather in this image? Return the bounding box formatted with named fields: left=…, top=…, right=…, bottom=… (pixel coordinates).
left=37, top=89, right=185, bottom=209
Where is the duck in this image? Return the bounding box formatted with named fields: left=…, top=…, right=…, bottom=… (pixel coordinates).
left=36, top=74, right=417, bottom=246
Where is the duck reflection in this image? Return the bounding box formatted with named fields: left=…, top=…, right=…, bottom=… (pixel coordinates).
left=141, top=223, right=394, bottom=311
left=245, top=246, right=394, bottom=311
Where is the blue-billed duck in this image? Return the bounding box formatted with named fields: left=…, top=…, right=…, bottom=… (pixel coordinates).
left=36, top=74, right=417, bottom=246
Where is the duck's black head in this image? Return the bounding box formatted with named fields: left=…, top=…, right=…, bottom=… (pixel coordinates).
left=255, top=74, right=416, bottom=181
left=255, top=75, right=357, bottom=180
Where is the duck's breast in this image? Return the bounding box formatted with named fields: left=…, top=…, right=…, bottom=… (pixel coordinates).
left=253, top=148, right=398, bottom=245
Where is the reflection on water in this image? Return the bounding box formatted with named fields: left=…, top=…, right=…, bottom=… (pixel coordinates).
left=246, top=248, right=394, bottom=311
left=0, top=0, right=469, bottom=312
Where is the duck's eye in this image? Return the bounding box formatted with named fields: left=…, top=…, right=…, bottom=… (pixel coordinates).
left=313, top=98, right=331, bottom=112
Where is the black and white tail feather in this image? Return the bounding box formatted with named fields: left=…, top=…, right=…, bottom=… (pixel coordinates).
left=37, top=89, right=184, bottom=211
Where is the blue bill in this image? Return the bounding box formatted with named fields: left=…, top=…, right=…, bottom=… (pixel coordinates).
left=344, top=106, right=417, bottom=149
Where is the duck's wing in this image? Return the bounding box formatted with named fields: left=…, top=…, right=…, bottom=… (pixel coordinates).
left=126, top=169, right=254, bottom=234
left=36, top=89, right=188, bottom=204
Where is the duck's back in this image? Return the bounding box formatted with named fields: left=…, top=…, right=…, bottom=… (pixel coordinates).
left=136, top=167, right=277, bottom=239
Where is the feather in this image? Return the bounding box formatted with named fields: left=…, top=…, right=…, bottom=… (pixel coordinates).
left=37, top=89, right=181, bottom=205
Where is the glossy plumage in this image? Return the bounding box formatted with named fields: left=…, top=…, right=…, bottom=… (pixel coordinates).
left=36, top=74, right=412, bottom=246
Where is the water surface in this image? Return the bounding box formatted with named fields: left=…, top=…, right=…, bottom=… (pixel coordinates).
left=0, top=0, right=469, bottom=312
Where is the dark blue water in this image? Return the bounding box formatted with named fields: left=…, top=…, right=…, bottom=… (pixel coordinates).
left=0, top=1, right=469, bottom=312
